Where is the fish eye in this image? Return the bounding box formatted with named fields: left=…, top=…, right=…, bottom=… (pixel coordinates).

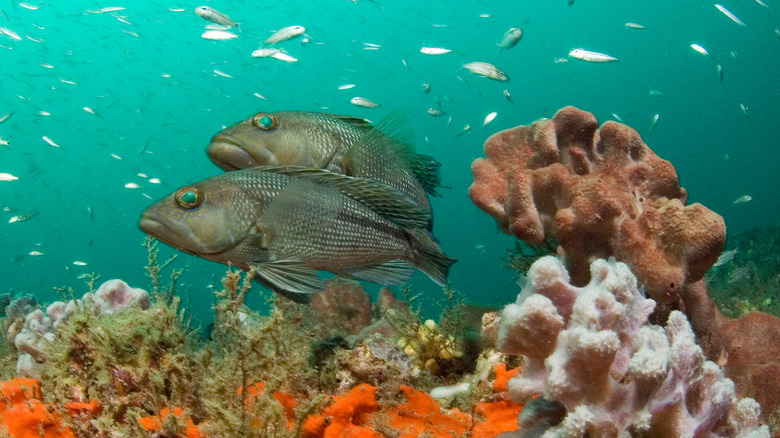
left=252, top=113, right=279, bottom=131
left=175, top=187, right=203, bottom=209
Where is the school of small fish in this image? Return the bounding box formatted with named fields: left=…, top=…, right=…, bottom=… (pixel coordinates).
left=0, top=0, right=771, bottom=292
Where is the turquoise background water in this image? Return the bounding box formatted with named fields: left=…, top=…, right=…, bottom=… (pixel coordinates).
left=1, top=0, right=778, bottom=324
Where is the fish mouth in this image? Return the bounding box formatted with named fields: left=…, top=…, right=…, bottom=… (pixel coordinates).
left=207, top=136, right=258, bottom=171
left=207, top=135, right=279, bottom=171
left=138, top=211, right=226, bottom=255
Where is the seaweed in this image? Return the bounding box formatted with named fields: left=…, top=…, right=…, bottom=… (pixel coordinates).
left=705, top=224, right=780, bottom=318
left=503, top=238, right=557, bottom=278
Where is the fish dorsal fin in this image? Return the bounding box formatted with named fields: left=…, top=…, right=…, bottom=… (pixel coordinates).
left=254, top=165, right=431, bottom=229
left=343, top=109, right=442, bottom=196
left=330, top=114, right=373, bottom=128
left=340, top=260, right=415, bottom=285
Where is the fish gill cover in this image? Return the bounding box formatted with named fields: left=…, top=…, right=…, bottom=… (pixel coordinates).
left=0, top=0, right=778, bottom=334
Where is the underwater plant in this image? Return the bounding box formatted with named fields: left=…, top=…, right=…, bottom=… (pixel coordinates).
left=705, top=224, right=780, bottom=318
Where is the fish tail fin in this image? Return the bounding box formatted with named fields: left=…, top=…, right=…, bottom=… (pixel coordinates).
left=409, top=228, right=456, bottom=286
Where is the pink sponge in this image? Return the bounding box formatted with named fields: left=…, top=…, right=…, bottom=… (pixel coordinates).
left=497, top=256, right=768, bottom=437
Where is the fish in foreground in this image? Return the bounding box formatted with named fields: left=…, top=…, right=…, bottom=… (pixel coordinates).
left=0, top=173, right=18, bottom=181
left=498, top=28, right=522, bottom=49
left=139, top=168, right=455, bottom=299
left=205, top=110, right=441, bottom=228
left=733, top=195, right=752, bottom=204
left=201, top=30, right=238, bottom=41
left=195, top=6, right=238, bottom=27
left=264, top=25, right=305, bottom=44
left=463, top=62, right=508, bottom=81
left=568, top=49, right=619, bottom=63
left=351, top=97, right=380, bottom=108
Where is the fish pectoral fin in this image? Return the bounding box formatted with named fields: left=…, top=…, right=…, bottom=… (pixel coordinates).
left=340, top=260, right=415, bottom=285
left=251, top=259, right=324, bottom=295
left=254, top=165, right=431, bottom=230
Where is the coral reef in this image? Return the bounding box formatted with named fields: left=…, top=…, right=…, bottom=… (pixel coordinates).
left=6, top=279, right=150, bottom=378
left=469, top=106, right=725, bottom=303
left=496, top=255, right=768, bottom=437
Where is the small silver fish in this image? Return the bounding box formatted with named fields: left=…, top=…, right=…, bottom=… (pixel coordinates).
left=0, top=173, right=18, bottom=181
left=270, top=51, right=298, bottom=63
left=690, top=43, right=710, bottom=57
left=715, top=4, right=746, bottom=27
left=201, top=30, right=239, bottom=41
left=251, top=48, right=280, bottom=58
left=568, top=49, right=619, bottom=63
left=421, top=83, right=431, bottom=93
left=195, top=6, right=238, bottom=27
left=717, top=64, right=723, bottom=84
left=649, top=114, right=660, bottom=132
left=739, top=104, right=751, bottom=123
left=420, top=47, right=452, bottom=55
left=42, top=136, right=59, bottom=147
left=455, top=124, right=471, bottom=136
left=728, top=265, right=751, bottom=283
left=0, top=112, right=12, bottom=124
left=462, top=62, right=508, bottom=81
left=482, top=112, right=497, bottom=127
left=498, top=28, right=522, bottom=49
left=350, top=97, right=380, bottom=108
left=427, top=107, right=444, bottom=117
left=733, top=195, right=752, bottom=204
left=264, top=25, right=306, bottom=44
left=503, top=89, right=513, bottom=103
left=625, top=22, right=645, bottom=29
left=713, top=248, right=738, bottom=267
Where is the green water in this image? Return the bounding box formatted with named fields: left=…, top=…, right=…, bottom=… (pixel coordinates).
left=1, top=0, right=778, bottom=324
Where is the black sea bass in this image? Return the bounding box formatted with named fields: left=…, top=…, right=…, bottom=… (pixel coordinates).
left=138, top=167, right=455, bottom=299
left=206, top=110, right=441, bottom=227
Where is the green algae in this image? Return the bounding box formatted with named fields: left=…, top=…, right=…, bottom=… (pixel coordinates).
left=705, top=224, right=780, bottom=318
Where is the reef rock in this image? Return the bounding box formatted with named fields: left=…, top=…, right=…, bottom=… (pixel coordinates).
left=469, top=106, right=725, bottom=303
left=496, top=256, right=768, bottom=437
